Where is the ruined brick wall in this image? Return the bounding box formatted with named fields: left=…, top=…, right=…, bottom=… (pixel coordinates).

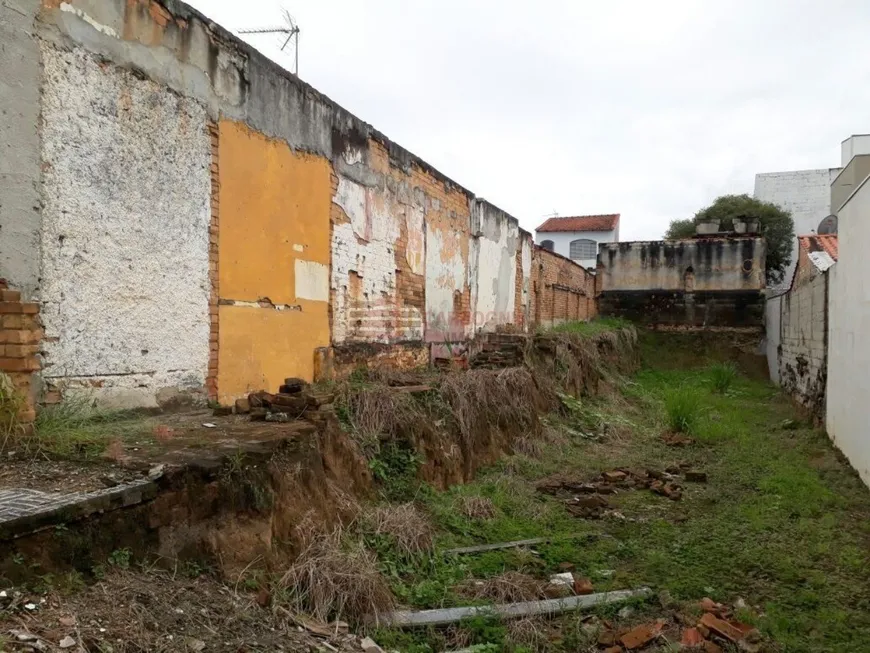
left=531, top=246, right=596, bottom=328
left=0, top=281, right=42, bottom=423
left=27, top=0, right=600, bottom=398
left=778, top=251, right=829, bottom=420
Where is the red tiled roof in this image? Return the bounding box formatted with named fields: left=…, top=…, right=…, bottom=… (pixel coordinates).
left=536, top=214, right=620, bottom=233
left=798, top=234, right=838, bottom=261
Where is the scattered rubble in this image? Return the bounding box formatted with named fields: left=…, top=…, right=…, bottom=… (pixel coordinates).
left=537, top=467, right=708, bottom=519
left=219, top=377, right=337, bottom=427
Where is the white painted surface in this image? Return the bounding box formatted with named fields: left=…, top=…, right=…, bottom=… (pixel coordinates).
left=827, top=176, right=870, bottom=487
left=841, top=135, right=870, bottom=167
left=534, top=229, right=617, bottom=269
left=754, top=168, right=841, bottom=291
left=471, top=202, right=518, bottom=332
left=294, top=260, right=329, bottom=302
left=40, top=45, right=211, bottom=408
left=426, top=225, right=467, bottom=341
left=60, top=2, right=118, bottom=37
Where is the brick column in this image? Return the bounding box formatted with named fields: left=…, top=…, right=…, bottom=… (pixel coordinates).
left=0, top=280, right=42, bottom=423
left=206, top=122, right=220, bottom=401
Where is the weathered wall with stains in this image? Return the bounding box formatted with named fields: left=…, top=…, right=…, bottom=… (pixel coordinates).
left=39, top=41, right=212, bottom=408
left=22, top=0, right=597, bottom=406
left=777, top=257, right=828, bottom=420
left=597, top=238, right=766, bottom=329
left=470, top=201, right=519, bottom=333
left=597, top=238, right=766, bottom=292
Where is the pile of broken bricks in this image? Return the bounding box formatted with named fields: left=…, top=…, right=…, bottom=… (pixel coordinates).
left=596, top=596, right=764, bottom=652
left=536, top=467, right=708, bottom=519
left=215, top=378, right=336, bottom=425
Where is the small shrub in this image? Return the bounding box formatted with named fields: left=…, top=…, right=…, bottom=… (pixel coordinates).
left=709, top=362, right=738, bottom=394
left=664, top=387, right=703, bottom=434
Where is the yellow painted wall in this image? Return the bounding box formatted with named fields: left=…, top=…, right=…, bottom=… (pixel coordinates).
left=217, top=120, right=331, bottom=402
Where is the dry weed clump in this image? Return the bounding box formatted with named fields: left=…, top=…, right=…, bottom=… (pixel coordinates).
left=339, top=384, right=422, bottom=452
left=459, top=572, right=546, bottom=604
left=363, top=502, right=434, bottom=559
left=440, top=367, right=542, bottom=445
left=508, top=617, right=551, bottom=653
left=278, top=527, right=395, bottom=625
left=456, top=495, right=497, bottom=520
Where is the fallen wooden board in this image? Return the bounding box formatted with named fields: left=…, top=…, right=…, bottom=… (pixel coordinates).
left=443, top=533, right=607, bottom=555
left=383, top=587, right=652, bottom=627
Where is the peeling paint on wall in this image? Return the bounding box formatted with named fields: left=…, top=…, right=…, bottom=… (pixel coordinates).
left=470, top=200, right=519, bottom=332
left=426, top=225, right=467, bottom=341
left=40, top=43, right=211, bottom=408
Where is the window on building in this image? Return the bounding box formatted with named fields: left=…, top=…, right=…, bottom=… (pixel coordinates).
left=540, top=239, right=555, bottom=251
left=569, top=238, right=597, bottom=260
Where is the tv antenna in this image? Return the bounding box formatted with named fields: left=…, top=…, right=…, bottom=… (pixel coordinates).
left=239, top=8, right=300, bottom=75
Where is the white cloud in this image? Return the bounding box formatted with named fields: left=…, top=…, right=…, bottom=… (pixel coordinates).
left=187, top=0, right=870, bottom=240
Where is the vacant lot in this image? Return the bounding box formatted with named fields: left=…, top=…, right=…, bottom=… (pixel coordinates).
left=370, top=332, right=870, bottom=652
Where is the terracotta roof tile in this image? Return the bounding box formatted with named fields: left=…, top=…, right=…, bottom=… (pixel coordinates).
left=536, top=214, right=620, bottom=233
left=798, top=234, right=838, bottom=261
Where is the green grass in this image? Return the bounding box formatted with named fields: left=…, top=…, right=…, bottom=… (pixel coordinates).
left=32, top=396, right=153, bottom=459
left=708, top=361, right=738, bottom=394
left=544, top=317, right=632, bottom=338
left=663, top=386, right=703, bottom=434
left=373, top=331, right=870, bottom=652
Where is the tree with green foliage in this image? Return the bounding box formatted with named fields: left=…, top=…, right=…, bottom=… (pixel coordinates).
left=664, top=194, right=795, bottom=286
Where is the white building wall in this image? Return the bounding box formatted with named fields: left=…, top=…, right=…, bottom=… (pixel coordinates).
left=841, top=135, right=870, bottom=166
left=39, top=44, right=212, bottom=409
left=535, top=229, right=617, bottom=269
left=754, top=168, right=841, bottom=291
left=827, top=177, right=870, bottom=487
left=470, top=201, right=518, bottom=332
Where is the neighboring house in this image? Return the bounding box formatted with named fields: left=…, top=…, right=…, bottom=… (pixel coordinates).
left=766, top=234, right=837, bottom=420
left=535, top=214, right=620, bottom=270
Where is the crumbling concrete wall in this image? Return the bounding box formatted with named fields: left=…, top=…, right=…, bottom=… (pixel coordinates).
left=778, top=266, right=828, bottom=419
left=597, top=238, right=766, bottom=329
left=0, top=0, right=43, bottom=298
left=39, top=43, right=212, bottom=409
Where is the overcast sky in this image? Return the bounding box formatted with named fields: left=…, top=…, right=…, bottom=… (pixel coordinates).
left=186, top=0, right=870, bottom=240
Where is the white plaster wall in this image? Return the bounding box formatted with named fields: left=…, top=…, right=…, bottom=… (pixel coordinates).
left=827, top=178, right=870, bottom=487
left=841, top=135, right=870, bottom=167
left=471, top=204, right=518, bottom=332
left=535, top=229, right=617, bottom=269
left=764, top=295, right=782, bottom=384
left=40, top=44, right=211, bottom=408
left=331, top=176, right=423, bottom=343
left=425, top=226, right=466, bottom=342
left=754, top=168, right=840, bottom=291
left=778, top=274, right=827, bottom=413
